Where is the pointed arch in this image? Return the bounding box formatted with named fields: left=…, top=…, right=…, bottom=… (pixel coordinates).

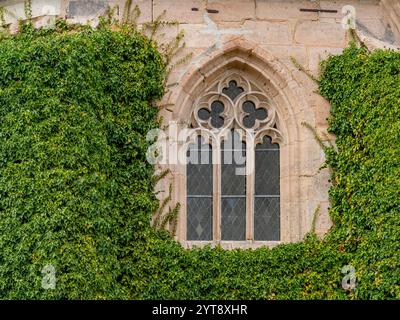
left=162, top=38, right=320, bottom=247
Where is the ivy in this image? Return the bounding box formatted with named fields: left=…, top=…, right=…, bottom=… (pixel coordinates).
left=0, top=22, right=165, bottom=299
left=319, top=44, right=400, bottom=299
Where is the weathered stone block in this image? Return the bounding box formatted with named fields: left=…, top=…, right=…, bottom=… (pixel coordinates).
left=244, top=20, right=293, bottom=45
left=178, top=24, right=218, bottom=48
left=207, top=0, right=255, bottom=22
left=67, top=0, right=107, bottom=17
left=153, top=0, right=206, bottom=24
left=319, top=0, right=382, bottom=19
left=262, top=45, right=308, bottom=69
left=315, top=201, right=333, bottom=238
left=151, top=24, right=179, bottom=44
left=313, top=95, right=331, bottom=128
left=124, top=0, right=152, bottom=23
left=256, top=0, right=318, bottom=21
left=357, top=18, right=389, bottom=41
left=295, top=21, right=346, bottom=46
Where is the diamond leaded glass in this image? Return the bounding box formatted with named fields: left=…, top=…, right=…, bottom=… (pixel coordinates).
left=254, top=197, right=280, bottom=240
left=254, top=136, right=280, bottom=241
left=187, top=197, right=212, bottom=240
left=221, top=130, right=246, bottom=240
left=187, top=75, right=282, bottom=244
left=221, top=197, right=246, bottom=240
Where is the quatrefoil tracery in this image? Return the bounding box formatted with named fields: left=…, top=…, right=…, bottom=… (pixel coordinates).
left=242, top=101, right=268, bottom=128
left=222, top=80, right=244, bottom=101
left=192, top=74, right=282, bottom=143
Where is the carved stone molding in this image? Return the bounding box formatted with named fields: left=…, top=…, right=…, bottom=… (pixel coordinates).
left=158, top=38, right=332, bottom=248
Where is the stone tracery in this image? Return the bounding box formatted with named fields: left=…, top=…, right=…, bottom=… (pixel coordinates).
left=191, top=73, right=283, bottom=145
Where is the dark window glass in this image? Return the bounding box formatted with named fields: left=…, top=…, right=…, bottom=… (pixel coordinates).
left=187, top=198, right=213, bottom=240
left=221, top=197, right=246, bottom=240
left=254, top=197, right=280, bottom=241
left=221, top=130, right=246, bottom=240
left=187, top=136, right=213, bottom=240
left=242, top=101, right=268, bottom=128
left=222, top=80, right=244, bottom=101
left=254, top=136, right=280, bottom=240
left=210, top=101, right=224, bottom=128
left=198, top=108, right=210, bottom=121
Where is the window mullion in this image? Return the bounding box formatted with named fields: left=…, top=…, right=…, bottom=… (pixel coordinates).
left=213, top=143, right=221, bottom=241
left=246, top=136, right=255, bottom=241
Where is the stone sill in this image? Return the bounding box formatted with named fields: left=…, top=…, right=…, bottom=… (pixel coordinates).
left=182, top=240, right=281, bottom=250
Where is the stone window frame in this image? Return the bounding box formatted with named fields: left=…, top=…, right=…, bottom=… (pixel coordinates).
left=185, top=72, right=283, bottom=246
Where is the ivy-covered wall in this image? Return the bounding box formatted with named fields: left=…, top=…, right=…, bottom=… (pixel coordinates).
left=0, top=22, right=165, bottom=299
left=0, top=21, right=398, bottom=299
left=319, top=45, right=400, bottom=299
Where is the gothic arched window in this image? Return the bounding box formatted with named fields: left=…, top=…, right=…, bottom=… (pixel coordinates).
left=186, top=74, right=282, bottom=244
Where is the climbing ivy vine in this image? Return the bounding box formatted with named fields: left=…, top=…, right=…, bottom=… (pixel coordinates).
left=0, top=3, right=398, bottom=299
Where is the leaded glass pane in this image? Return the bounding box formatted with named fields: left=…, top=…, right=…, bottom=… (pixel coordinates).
left=255, top=136, right=280, bottom=195
left=187, top=197, right=212, bottom=240
left=187, top=136, right=213, bottom=240
left=186, top=156, right=212, bottom=195
left=221, top=130, right=246, bottom=240
left=221, top=131, right=246, bottom=195
left=254, top=135, right=280, bottom=241
left=254, top=197, right=280, bottom=241
left=221, top=197, right=246, bottom=240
